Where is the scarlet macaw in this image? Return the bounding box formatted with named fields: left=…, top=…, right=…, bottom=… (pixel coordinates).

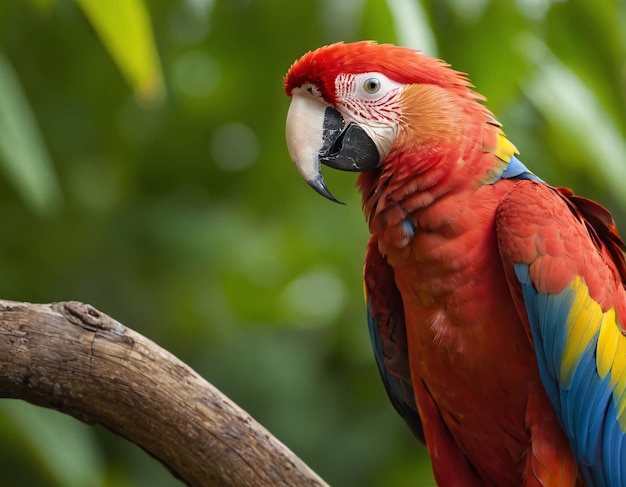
left=283, top=41, right=626, bottom=486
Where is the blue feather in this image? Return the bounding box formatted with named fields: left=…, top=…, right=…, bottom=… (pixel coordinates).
left=603, top=406, right=623, bottom=487
left=514, top=262, right=530, bottom=284
left=366, top=303, right=423, bottom=442
left=514, top=269, right=626, bottom=486
left=516, top=263, right=567, bottom=411
left=517, top=276, right=562, bottom=409
left=539, top=290, right=574, bottom=388
left=567, top=342, right=598, bottom=455
left=495, top=154, right=545, bottom=183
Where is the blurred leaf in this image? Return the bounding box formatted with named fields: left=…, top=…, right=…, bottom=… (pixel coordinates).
left=26, top=0, right=53, bottom=12
left=432, top=0, right=532, bottom=112
left=73, top=0, right=165, bottom=105
left=359, top=0, right=396, bottom=43
left=386, top=0, right=438, bottom=55
left=545, top=0, right=625, bottom=128
left=0, top=52, right=62, bottom=215
left=521, top=36, right=626, bottom=207
left=0, top=401, right=103, bottom=487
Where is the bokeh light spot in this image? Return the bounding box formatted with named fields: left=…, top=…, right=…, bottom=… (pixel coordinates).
left=281, top=268, right=346, bottom=326
left=210, top=122, right=259, bottom=171
left=174, top=50, right=220, bottom=98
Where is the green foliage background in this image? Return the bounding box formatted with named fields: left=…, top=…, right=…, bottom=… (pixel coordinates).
left=0, top=0, right=624, bottom=486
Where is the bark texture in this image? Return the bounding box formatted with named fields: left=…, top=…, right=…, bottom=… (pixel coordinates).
left=0, top=300, right=329, bottom=487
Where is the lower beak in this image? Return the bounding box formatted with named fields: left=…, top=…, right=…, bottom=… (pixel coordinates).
left=285, top=92, right=380, bottom=203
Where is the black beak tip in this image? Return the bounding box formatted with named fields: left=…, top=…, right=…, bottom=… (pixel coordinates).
left=306, top=175, right=345, bottom=205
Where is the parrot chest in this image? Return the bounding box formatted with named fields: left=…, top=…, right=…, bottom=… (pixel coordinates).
left=375, top=183, right=542, bottom=483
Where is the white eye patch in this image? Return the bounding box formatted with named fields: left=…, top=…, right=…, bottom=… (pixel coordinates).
left=336, top=72, right=402, bottom=101
left=331, top=71, right=402, bottom=160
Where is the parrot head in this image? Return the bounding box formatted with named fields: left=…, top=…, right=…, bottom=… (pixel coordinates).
left=284, top=41, right=484, bottom=203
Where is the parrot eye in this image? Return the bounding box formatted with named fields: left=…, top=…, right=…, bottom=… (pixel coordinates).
left=363, top=78, right=381, bottom=94
left=337, top=72, right=402, bottom=105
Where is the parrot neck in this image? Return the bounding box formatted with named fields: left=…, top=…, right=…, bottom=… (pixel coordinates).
left=356, top=88, right=519, bottom=267
left=357, top=105, right=518, bottom=273
left=358, top=87, right=508, bottom=218
left=359, top=126, right=498, bottom=225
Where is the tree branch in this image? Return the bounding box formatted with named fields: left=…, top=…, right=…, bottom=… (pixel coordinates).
left=0, top=300, right=329, bottom=487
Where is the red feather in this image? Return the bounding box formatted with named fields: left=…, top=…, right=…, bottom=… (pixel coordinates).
left=284, top=41, right=474, bottom=106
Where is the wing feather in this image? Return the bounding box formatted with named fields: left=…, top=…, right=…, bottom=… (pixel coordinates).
left=363, top=237, right=424, bottom=442
left=497, top=180, right=626, bottom=486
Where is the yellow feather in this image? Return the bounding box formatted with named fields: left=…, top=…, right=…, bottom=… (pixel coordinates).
left=618, top=402, right=626, bottom=432
left=597, top=308, right=619, bottom=380
left=611, top=326, right=626, bottom=392
left=615, top=381, right=626, bottom=430
left=560, top=278, right=602, bottom=383
left=607, top=318, right=626, bottom=431
left=558, top=279, right=626, bottom=430
left=614, top=364, right=626, bottom=401
left=495, top=133, right=518, bottom=163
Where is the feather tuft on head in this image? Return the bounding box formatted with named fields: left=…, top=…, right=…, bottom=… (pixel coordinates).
left=284, top=41, right=474, bottom=106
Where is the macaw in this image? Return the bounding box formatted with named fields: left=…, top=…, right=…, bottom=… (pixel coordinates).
left=283, top=41, right=626, bottom=486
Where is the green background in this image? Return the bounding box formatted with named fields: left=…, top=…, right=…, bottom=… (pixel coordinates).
left=0, top=0, right=624, bottom=486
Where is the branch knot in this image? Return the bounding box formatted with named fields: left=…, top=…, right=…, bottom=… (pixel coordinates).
left=61, top=301, right=104, bottom=331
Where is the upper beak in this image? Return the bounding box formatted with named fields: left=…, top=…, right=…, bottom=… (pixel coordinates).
left=286, top=91, right=380, bottom=203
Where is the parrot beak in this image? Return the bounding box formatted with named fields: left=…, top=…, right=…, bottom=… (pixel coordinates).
left=286, top=90, right=381, bottom=203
